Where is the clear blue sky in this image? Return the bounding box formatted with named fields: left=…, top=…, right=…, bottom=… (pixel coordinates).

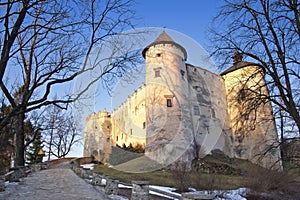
left=133, top=0, right=222, bottom=48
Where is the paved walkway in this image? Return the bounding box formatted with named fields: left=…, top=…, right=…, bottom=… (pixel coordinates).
left=0, top=163, right=111, bottom=200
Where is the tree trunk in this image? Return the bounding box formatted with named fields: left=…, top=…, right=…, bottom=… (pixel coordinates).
left=14, top=110, right=25, bottom=167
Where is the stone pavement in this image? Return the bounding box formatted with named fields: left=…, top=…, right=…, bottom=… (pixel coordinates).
left=0, top=163, right=111, bottom=200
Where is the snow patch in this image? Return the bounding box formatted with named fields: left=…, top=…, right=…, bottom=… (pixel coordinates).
left=108, top=194, right=129, bottom=200
left=182, top=188, right=249, bottom=200
left=80, top=163, right=95, bottom=170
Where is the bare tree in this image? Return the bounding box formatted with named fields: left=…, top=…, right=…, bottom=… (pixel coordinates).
left=211, top=0, right=300, bottom=139
left=0, top=0, right=140, bottom=166
left=42, top=105, right=80, bottom=159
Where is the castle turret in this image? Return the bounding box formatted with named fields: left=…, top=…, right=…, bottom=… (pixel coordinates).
left=143, top=31, right=195, bottom=167
left=221, top=51, right=282, bottom=169
left=83, top=110, right=112, bottom=163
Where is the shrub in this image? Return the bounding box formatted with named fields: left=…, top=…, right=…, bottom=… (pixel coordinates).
left=245, top=166, right=299, bottom=195
left=171, top=162, right=190, bottom=192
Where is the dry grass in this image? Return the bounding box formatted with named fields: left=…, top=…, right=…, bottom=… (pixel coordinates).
left=93, top=164, right=175, bottom=187
left=93, top=159, right=300, bottom=199
left=94, top=163, right=245, bottom=190
left=244, top=165, right=300, bottom=199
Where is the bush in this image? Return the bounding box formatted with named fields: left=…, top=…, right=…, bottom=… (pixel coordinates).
left=171, top=162, right=190, bottom=192
left=245, top=166, right=299, bottom=195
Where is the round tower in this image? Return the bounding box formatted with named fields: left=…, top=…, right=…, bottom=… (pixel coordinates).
left=142, top=31, right=195, bottom=167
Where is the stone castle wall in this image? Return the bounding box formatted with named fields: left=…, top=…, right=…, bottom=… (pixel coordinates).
left=84, top=32, right=281, bottom=169
left=186, top=65, right=233, bottom=158
left=111, top=85, right=147, bottom=148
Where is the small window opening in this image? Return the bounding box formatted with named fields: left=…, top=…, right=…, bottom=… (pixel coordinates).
left=211, top=108, right=216, bottom=118
left=154, top=69, right=160, bottom=77
left=194, top=105, right=200, bottom=116
left=156, top=53, right=161, bottom=57
left=181, top=70, right=185, bottom=80
left=167, top=99, right=172, bottom=107
left=143, top=122, right=146, bottom=129
left=239, top=89, right=247, bottom=101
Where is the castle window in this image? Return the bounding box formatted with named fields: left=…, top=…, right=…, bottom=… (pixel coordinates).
left=167, top=99, right=172, bottom=107
left=154, top=67, right=161, bottom=78
left=194, top=105, right=200, bottom=116
left=143, top=122, right=146, bottom=129
left=239, top=89, right=247, bottom=101
left=154, top=69, right=160, bottom=77
left=181, top=70, right=185, bottom=80
left=107, top=137, right=110, bottom=142
left=156, top=53, right=161, bottom=57
left=130, top=129, right=133, bottom=135
left=211, top=108, right=216, bottom=118
left=116, top=136, right=118, bottom=141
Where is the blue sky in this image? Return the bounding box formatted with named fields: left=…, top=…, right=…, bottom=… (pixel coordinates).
left=133, top=0, right=222, bottom=48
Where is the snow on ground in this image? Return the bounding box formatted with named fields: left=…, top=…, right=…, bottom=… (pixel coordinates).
left=215, top=188, right=248, bottom=200
left=149, top=185, right=181, bottom=199
left=80, top=163, right=95, bottom=170
left=149, top=190, right=179, bottom=199
left=118, top=183, right=132, bottom=189
left=182, top=188, right=249, bottom=200
left=108, top=194, right=129, bottom=200
left=101, top=178, right=107, bottom=185
left=80, top=164, right=249, bottom=200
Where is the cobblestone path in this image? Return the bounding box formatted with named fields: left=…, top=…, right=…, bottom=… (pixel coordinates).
left=0, top=163, right=111, bottom=200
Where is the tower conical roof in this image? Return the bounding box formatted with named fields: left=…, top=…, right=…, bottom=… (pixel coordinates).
left=142, top=31, right=187, bottom=60
left=152, top=31, right=175, bottom=44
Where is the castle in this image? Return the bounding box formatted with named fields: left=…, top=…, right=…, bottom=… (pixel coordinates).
left=83, top=31, right=282, bottom=169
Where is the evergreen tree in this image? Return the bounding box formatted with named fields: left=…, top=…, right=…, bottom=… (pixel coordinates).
left=0, top=103, right=14, bottom=173
left=26, top=131, right=44, bottom=165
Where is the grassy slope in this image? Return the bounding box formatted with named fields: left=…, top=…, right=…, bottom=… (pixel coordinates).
left=94, top=154, right=250, bottom=190
left=93, top=155, right=300, bottom=198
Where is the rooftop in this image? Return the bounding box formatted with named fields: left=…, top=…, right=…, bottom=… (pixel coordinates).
left=142, top=31, right=187, bottom=60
